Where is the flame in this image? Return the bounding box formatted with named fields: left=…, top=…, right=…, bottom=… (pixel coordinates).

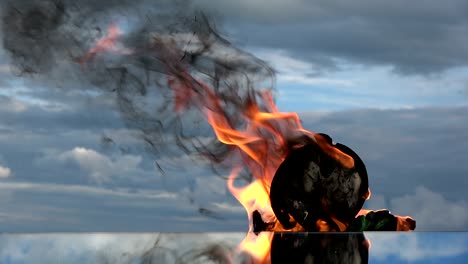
left=227, top=170, right=274, bottom=230
left=166, top=54, right=361, bottom=263
left=169, top=76, right=306, bottom=262
left=77, top=24, right=133, bottom=64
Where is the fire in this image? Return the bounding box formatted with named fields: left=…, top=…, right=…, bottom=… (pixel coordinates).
left=226, top=173, right=276, bottom=262
left=77, top=23, right=390, bottom=263
left=227, top=172, right=273, bottom=227
left=79, top=24, right=356, bottom=262
left=77, top=24, right=132, bottom=65
left=168, top=73, right=312, bottom=262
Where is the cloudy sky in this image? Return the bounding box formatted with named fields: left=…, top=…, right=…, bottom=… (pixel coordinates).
left=0, top=0, right=467, bottom=245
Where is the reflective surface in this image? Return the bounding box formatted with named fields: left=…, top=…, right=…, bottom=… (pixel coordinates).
left=0, top=232, right=466, bottom=263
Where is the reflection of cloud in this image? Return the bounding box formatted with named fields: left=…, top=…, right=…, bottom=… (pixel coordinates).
left=0, top=165, right=11, bottom=178
left=0, top=233, right=466, bottom=263
left=0, top=234, right=157, bottom=264
left=0, top=233, right=245, bottom=264
left=367, top=233, right=468, bottom=262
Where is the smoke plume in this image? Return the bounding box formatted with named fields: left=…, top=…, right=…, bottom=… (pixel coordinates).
left=2, top=0, right=276, bottom=173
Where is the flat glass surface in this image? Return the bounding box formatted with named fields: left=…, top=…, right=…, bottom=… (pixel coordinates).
left=0, top=232, right=466, bottom=263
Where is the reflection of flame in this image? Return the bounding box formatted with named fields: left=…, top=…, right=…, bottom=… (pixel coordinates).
left=239, top=232, right=274, bottom=263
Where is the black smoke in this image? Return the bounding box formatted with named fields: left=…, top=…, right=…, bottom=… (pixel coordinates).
left=1, top=0, right=276, bottom=173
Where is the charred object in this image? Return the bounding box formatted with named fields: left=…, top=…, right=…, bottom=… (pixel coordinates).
left=262, top=133, right=415, bottom=232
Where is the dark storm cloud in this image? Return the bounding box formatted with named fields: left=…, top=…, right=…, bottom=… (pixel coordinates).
left=301, top=106, right=468, bottom=230
left=194, top=0, right=468, bottom=74
left=301, top=106, right=468, bottom=202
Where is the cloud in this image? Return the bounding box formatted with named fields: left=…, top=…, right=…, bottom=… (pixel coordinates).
left=301, top=106, right=468, bottom=230
left=0, top=96, right=28, bottom=113
left=235, top=49, right=468, bottom=113
left=0, top=181, right=245, bottom=232
left=0, top=181, right=177, bottom=200
left=0, top=64, right=11, bottom=74
left=55, top=147, right=142, bottom=183
left=0, top=165, right=11, bottom=178
left=1, top=75, right=468, bottom=232
left=254, top=49, right=354, bottom=87
left=195, top=0, right=468, bottom=74
left=364, top=186, right=468, bottom=231
left=390, top=186, right=468, bottom=231
left=364, top=193, right=387, bottom=209
left=300, top=106, right=468, bottom=202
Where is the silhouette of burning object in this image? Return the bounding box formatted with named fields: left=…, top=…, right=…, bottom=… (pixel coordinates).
left=255, top=133, right=416, bottom=232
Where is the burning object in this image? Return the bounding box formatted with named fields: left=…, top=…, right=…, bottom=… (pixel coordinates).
left=270, top=133, right=370, bottom=232
left=266, top=133, right=416, bottom=232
